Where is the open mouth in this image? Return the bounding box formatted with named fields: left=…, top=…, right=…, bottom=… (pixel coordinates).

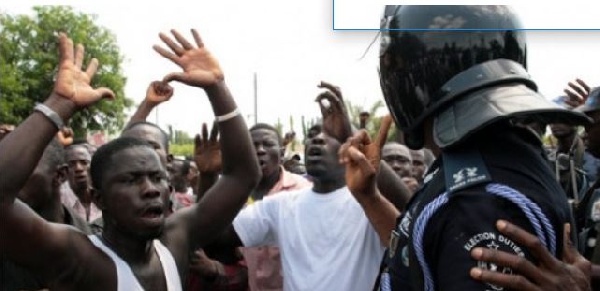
left=307, top=147, right=322, bottom=157
left=142, top=205, right=164, bottom=219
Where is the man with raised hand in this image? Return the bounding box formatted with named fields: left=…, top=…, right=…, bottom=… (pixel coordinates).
left=0, top=29, right=259, bottom=290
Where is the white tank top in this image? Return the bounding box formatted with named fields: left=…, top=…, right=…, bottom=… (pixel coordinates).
left=88, top=235, right=182, bottom=291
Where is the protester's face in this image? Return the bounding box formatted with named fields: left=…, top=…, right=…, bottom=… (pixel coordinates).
left=169, top=160, right=188, bottom=192
left=410, top=150, right=426, bottom=180
left=100, top=147, right=170, bottom=239
left=66, top=145, right=92, bottom=193
left=251, top=129, right=282, bottom=178
left=304, top=128, right=344, bottom=180
left=382, top=144, right=412, bottom=178
left=121, top=126, right=169, bottom=168
left=583, top=111, right=600, bottom=158
left=550, top=123, right=575, bottom=139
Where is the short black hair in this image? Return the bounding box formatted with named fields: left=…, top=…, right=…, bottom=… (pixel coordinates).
left=122, top=121, right=169, bottom=151
left=250, top=123, right=283, bottom=145
left=90, top=137, right=153, bottom=190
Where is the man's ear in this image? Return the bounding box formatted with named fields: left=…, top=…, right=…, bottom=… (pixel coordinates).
left=54, top=164, right=69, bottom=187
left=91, top=188, right=104, bottom=210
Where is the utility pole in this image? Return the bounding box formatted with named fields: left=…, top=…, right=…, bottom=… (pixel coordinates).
left=253, top=72, right=258, bottom=125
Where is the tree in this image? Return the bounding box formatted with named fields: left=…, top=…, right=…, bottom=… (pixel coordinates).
left=0, top=6, right=132, bottom=136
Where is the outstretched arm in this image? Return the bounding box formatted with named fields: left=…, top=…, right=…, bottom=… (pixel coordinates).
left=338, top=116, right=401, bottom=244
left=155, top=29, right=260, bottom=249
left=0, top=33, right=114, bottom=280
left=125, top=81, right=174, bottom=127
left=316, top=82, right=411, bottom=211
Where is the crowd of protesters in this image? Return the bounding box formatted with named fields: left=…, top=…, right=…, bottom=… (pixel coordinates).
left=1, top=5, right=600, bottom=291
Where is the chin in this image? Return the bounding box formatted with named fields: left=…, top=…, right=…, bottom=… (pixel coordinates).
left=137, top=223, right=165, bottom=240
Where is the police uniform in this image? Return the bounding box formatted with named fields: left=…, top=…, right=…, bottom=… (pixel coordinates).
left=380, top=122, right=573, bottom=291
left=376, top=5, right=591, bottom=291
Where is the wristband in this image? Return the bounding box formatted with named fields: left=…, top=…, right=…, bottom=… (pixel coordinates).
left=215, top=108, right=240, bottom=123
left=34, top=103, right=66, bottom=131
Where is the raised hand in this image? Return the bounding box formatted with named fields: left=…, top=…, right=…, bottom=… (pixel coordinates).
left=339, top=115, right=393, bottom=197
left=194, top=122, right=222, bottom=174
left=316, top=81, right=352, bottom=143
left=283, top=131, right=296, bottom=147
left=153, top=29, right=224, bottom=88
left=470, top=220, right=592, bottom=291
left=56, top=127, right=74, bottom=146
left=145, top=81, right=174, bottom=106
left=564, top=78, right=591, bottom=108
left=52, top=33, right=115, bottom=107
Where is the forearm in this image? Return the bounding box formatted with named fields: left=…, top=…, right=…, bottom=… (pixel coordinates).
left=0, top=94, right=75, bottom=201
left=197, top=172, right=218, bottom=200
left=377, top=162, right=411, bottom=211
left=204, top=81, right=260, bottom=185
left=125, top=100, right=157, bottom=128
left=355, top=189, right=400, bottom=245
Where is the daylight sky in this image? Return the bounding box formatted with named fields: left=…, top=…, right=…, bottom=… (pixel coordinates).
left=2, top=1, right=599, bottom=138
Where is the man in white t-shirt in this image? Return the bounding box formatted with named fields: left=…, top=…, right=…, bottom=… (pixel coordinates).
left=220, top=122, right=385, bottom=291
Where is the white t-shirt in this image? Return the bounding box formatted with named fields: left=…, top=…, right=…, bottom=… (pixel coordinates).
left=233, top=186, right=384, bottom=291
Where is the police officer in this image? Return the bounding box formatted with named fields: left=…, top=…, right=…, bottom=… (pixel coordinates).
left=339, top=5, right=591, bottom=291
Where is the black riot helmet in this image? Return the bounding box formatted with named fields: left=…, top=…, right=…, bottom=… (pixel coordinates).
left=379, top=5, right=590, bottom=149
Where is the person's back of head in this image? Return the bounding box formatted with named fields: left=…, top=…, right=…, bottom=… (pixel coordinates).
left=379, top=5, right=589, bottom=150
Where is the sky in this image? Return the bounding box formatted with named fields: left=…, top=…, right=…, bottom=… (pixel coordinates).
left=2, top=1, right=599, bottom=138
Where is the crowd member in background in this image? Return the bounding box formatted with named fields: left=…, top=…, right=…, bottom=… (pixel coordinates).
left=0, top=29, right=260, bottom=290
left=187, top=115, right=313, bottom=290
left=548, top=119, right=588, bottom=201
left=209, top=81, right=410, bottom=291
left=339, top=5, right=591, bottom=290
left=61, top=141, right=102, bottom=222
left=169, top=158, right=196, bottom=211
left=1, top=138, right=91, bottom=291
left=186, top=122, right=250, bottom=291
left=409, top=149, right=427, bottom=184
left=381, top=141, right=419, bottom=194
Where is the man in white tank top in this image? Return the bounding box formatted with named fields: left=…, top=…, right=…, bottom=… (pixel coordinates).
left=0, top=30, right=260, bottom=290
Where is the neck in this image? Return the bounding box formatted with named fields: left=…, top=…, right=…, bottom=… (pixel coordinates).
left=257, top=167, right=281, bottom=191
left=101, top=225, right=154, bottom=264
left=312, top=177, right=346, bottom=194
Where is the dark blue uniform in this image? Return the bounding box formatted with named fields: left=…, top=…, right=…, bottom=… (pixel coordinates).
left=381, top=123, right=573, bottom=291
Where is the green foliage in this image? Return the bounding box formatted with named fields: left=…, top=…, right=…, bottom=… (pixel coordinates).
left=0, top=6, right=132, bottom=136
left=171, top=129, right=193, bottom=145
left=170, top=143, right=194, bottom=157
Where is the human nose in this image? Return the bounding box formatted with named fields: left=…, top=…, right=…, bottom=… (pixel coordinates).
left=141, top=177, right=161, bottom=199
